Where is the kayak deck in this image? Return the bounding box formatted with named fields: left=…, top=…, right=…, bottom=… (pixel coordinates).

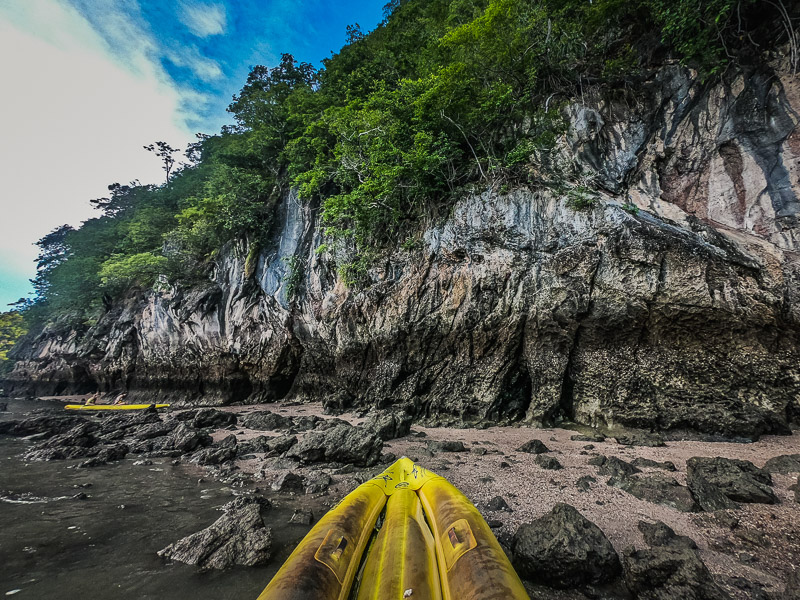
left=258, top=457, right=530, bottom=600
left=65, top=404, right=170, bottom=411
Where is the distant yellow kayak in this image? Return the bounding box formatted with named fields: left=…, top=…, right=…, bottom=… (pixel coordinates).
left=257, top=457, right=530, bottom=600
left=64, top=404, right=170, bottom=411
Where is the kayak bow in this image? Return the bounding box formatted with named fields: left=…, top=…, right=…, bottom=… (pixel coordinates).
left=257, top=457, right=529, bottom=600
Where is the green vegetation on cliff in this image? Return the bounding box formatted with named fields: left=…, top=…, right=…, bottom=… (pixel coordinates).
left=22, top=0, right=785, bottom=325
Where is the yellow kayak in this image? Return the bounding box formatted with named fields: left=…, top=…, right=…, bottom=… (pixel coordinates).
left=65, top=404, right=170, bottom=411
left=257, top=457, right=529, bottom=600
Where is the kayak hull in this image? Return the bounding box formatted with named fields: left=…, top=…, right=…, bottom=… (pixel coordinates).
left=257, top=457, right=529, bottom=600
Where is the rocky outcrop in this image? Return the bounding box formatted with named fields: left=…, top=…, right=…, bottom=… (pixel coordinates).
left=158, top=497, right=272, bottom=570
left=687, top=457, right=778, bottom=505
left=512, top=503, right=621, bottom=588
left=6, top=63, right=800, bottom=439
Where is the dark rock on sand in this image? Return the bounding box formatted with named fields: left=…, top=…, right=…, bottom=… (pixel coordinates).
left=240, top=411, right=293, bottom=431
left=304, top=472, right=332, bottom=494
left=512, top=503, right=621, bottom=589
left=271, top=472, right=305, bottom=493
left=534, top=455, right=562, bottom=470
left=485, top=496, right=512, bottom=512
left=789, top=477, right=799, bottom=503
left=426, top=440, right=466, bottom=453
left=638, top=521, right=698, bottom=549
left=192, top=436, right=237, bottom=465
left=622, top=546, right=730, bottom=600
left=192, top=408, right=237, bottom=429
left=158, top=496, right=272, bottom=570
left=609, top=474, right=699, bottom=512
left=687, top=457, right=777, bottom=505
left=171, top=423, right=213, bottom=454
left=590, top=455, right=640, bottom=478
left=361, top=409, right=413, bottom=441
left=570, top=433, right=606, bottom=443
left=763, top=454, right=800, bottom=475
left=516, top=439, right=550, bottom=454
left=615, top=432, right=665, bottom=447
left=286, top=423, right=383, bottom=467
left=688, top=476, right=740, bottom=512
left=630, top=458, right=677, bottom=472
left=576, top=475, right=596, bottom=492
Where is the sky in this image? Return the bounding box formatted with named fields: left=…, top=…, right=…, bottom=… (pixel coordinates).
left=0, top=0, right=384, bottom=309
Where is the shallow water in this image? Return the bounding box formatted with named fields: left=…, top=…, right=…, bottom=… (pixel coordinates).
left=0, top=398, right=310, bottom=600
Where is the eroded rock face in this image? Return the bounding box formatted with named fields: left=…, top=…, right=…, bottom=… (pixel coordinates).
left=687, top=457, right=777, bottom=505
left=6, top=64, right=800, bottom=438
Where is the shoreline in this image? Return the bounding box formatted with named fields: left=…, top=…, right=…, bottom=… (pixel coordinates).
left=3, top=396, right=799, bottom=599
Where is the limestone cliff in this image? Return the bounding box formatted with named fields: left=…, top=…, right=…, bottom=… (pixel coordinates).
left=7, top=64, right=800, bottom=438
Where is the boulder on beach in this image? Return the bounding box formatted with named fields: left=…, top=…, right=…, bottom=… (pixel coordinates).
left=516, top=439, right=550, bottom=454
left=638, top=521, right=697, bottom=550
left=361, top=409, right=412, bottom=441
left=687, top=457, right=777, bottom=505
left=158, top=497, right=272, bottom=570
left=622, top=546, right=730, bottom=600
left=512, top=503, right=621, bottom=588
left=286, top=422, right=383, bottom=467
left=762, top=454, right=800, bottom=475
left=240, top=411, right=294, bottom=431
left=609, top=474, right=699, bottom=512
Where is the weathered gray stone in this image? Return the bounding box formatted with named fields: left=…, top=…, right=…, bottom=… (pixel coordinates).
left=609, top=474, right=699, bottom=512
left=512, top=503, right=621, bottom=588
left=763, top=454, right=800, bottom=474
left=622, top=546, right=730, bottom=600
left=158, top=497, right=271, bottom=570
left=687, top=457, right=777, bottom=505
left=286, top=423, right=382, bottom=467
left=638, top=521, right=697, bottom=549
left=516, top=440, right=550, bottom=454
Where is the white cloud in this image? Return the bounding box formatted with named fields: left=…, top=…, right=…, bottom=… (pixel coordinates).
left=166, top=45, right=224, bottom=81
left=0, top=0, right=194, bottom=306
left=178, top=1, right=227, bottom=38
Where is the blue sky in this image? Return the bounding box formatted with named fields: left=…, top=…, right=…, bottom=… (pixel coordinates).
left=0, top=0, right=384, bottom=308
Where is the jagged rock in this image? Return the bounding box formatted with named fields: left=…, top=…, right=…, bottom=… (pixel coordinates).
left=192, top=408, right=237, bottom=429
left=361, top=409, right=413, bottom=441
left=638, top=521, right=697, bottom=549
left=171, top=423, right=212, bottom=454
left=590, top=455, right=640, bottom=478
left=426, top=440, right=466, bottom=453
left=76, top=443, right=128, bottom=467
left=512, top=503, right=620, bottom=588
left=763, top=454, right=800, bottom=474
left=286, top=423, right=382, bottom=466
left=485, top=496, right=512, bottom=512
left=240, top=411, right=293, bottom=431
left=470, top=447, right=487, bottom=456
left=0, top=415, right=87, bottom=438
left=304, top=471, right=332, bottom=494
left=576, top=475, right=596, bottom=492
left=132, top=420, right=179, bottom=441
left=516, top=440, right=550, bottom=454
left=688, top=476, right=740, bottom=512
left=192, top=437, right=237, bottom=466
left=609, top=474, right=699, bottom=512
left=630, top=458, right=677, bottom=471
left=615, top=433, right=665, bottom=447
left=687, top=457, right=777, bottom=505
left=535, top=455, right=562, bottom=470
left=622, top=546, right=730, bottom=600
left=236, top=435, right=273, bottom=455
left=158, top=497, right=272, bottom=570
left=570, top=433, right=606, bottom=443
left=289, top=509, right=313, bottom=525
left=271, top=472, right=305, bottom=493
